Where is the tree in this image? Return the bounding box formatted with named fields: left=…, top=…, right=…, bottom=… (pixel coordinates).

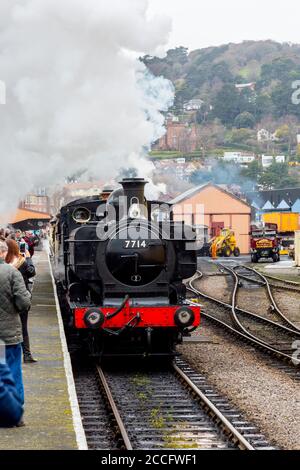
left=228, top=128, right=254, bottom=144
left=212, top=84, right=240, bottom=125
left=195, top=121, right=226, bottom=156
left=275, top=118, right=299, bottom=154
left=255, top=94, right=274, bottom=121
left=259, top=161, right=299, bottom=189
left=209, top=61, right=234, bottom=84
left=172, top=80, right=194, bottom=113
left=271, top=81, right=300, bottom=120
left=166, top=47, right=189, bottom=66
left=196, top=103, right=212, bottom=124
left=241, top=160, right=262, bottom=180
left=194, top=125, right=215, bottom=157
left=234, top=112, right=256, bottom=129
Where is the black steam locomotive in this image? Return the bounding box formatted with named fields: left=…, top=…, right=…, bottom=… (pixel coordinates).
left=52, top=178, right=200, bottom=357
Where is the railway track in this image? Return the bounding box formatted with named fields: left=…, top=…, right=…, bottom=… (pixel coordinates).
left=72, top=355, right=275, bottom=450
left=259, top=271, right=300, bottom=292
left=233, top=264, right=300, bottom=332
left=232, top=267, right=300, bottom=291
left=188, top=266, right=300, bottom=376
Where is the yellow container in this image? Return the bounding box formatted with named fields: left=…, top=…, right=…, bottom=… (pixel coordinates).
left=262, top=212, right=300, bottom=233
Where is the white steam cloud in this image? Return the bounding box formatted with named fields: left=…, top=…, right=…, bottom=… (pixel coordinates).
left=0, top=0, right=174, bottom=214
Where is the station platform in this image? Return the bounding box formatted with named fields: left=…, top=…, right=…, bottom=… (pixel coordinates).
left=0, top=249, right=86, bottom=450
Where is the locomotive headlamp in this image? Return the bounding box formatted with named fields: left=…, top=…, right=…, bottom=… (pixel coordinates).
left=174, top=307, right=195, bottom=328
left=72, top=207, right=91, bottom=224
left=84, top=309, right=105, bottom=329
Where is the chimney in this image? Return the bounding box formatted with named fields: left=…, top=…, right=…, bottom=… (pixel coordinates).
left=119, top=178, right=147, bottom=206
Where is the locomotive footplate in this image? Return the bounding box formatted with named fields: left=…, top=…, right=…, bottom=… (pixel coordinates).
left=73, top=303, right=200, bottom=358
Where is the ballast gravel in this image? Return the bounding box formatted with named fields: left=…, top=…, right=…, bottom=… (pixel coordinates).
left=179, top=320, right=300, bottom=449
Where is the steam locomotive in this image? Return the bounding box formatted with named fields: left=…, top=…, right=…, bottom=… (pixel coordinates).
left=52, top=178, right=200, bottom=357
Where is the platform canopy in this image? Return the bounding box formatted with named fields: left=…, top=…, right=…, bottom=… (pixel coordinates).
left=0, top=208, right=51, bottom=231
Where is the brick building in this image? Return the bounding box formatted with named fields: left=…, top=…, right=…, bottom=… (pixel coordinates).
left=155, top=119, right=198, bottom=152
left=20, top=194, right=50, bottom=214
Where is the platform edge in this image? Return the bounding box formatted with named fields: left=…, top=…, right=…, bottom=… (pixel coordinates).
left=47, top=251, right=88, bottom=451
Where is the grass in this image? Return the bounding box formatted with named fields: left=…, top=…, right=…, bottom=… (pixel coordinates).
left=149, top=145, right=260, bottom=160
left=131, top=374, right=150, bottom=387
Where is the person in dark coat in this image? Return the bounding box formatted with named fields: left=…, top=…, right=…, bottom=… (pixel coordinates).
left=5, top=239, right=37, bottom=363
left=24, top=232, right=36, bottom=258
left=0, top=358, right=23, bottom=427
left=0, top=240, right=31, bottom=406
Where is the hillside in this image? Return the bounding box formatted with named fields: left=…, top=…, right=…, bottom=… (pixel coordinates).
left=142, top=40, right=300, bottom=129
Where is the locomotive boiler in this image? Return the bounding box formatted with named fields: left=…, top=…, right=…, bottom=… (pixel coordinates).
left=52, top=178, right=200, bottom=357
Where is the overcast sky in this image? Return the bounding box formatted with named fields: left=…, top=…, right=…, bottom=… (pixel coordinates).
left=148, top=0, right=300, bottom=51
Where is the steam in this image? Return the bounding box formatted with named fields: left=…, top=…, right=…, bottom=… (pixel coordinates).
left=0, top=0, right=174, bottom=215
left=190, top=159, right=258, bottom=194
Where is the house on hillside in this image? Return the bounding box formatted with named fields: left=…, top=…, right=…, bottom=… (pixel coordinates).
left=183, top=99, right=204, bottom=112
left=223, top=152, right=255, bottom=165
left=257, top=128, right=277, bottom=142
left=170, top=183, right=251, bottom=254
left=261, top=155, right=285, bottom=168
left=235, top=82, right=256, bottom=92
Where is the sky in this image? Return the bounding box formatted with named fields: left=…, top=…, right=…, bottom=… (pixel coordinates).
left=148, top=0, right=300, bottom=52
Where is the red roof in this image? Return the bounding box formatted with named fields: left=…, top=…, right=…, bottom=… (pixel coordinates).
left=0, top=208, right=51, bottom=225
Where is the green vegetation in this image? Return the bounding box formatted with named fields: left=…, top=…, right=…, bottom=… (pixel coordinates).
left=149, top=150, right=204, bottom=159
left=143, top=41, right=300, bottom=188
left=142, top=41, right=300, bottom=127
left=150, top=408, right=166, bottom=429
left=131, top=374, right=150, bottom=387
left=256, top=161, right=299, bottom=189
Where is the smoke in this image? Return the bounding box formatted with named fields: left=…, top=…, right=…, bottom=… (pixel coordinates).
left=0, top=0, right=174, bottom=215
left=190, top=159, right=258, bottom=194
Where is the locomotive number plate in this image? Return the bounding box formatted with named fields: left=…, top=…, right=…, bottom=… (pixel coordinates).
left=124, top=240, right=148, bottom=249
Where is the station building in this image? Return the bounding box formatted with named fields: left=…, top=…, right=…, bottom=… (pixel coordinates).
left=170, top=183, right=251, bottom=254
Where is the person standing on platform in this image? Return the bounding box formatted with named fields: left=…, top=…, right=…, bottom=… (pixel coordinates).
left=0, top=240, right=31, bottom=407
left=23, top=232, right=36, bottom=258
left=0, top=344, right=23, bottom=427
left=5, top=239, right=37, bottom=363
